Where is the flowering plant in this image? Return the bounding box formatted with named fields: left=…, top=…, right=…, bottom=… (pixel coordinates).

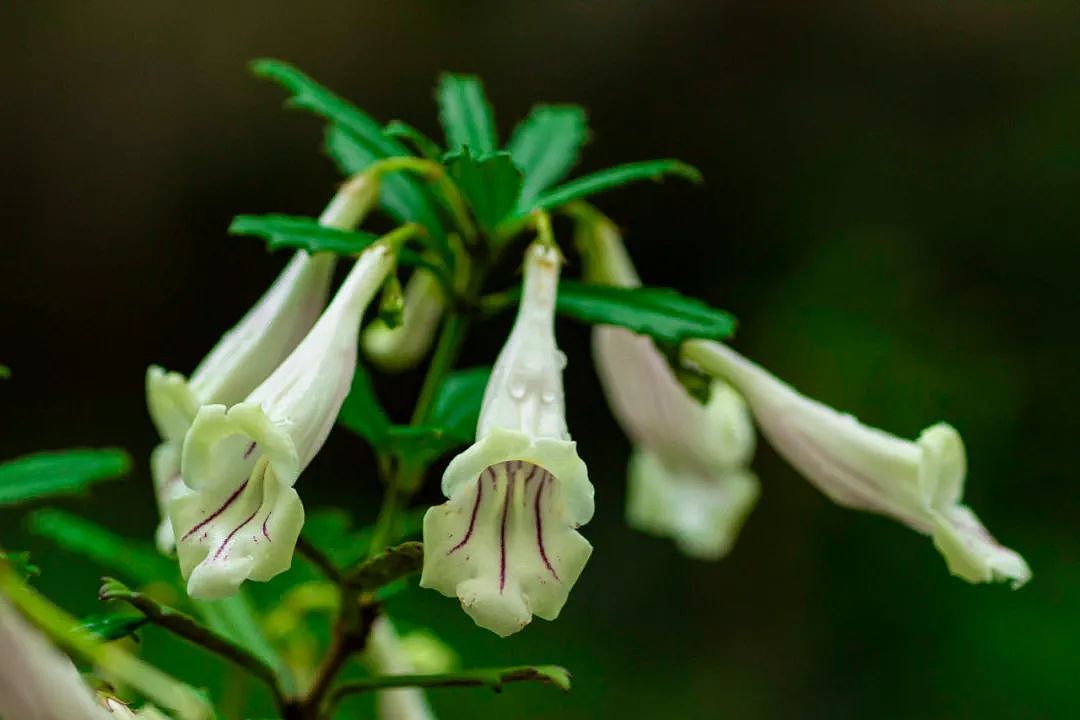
left=0, top=62, right=1027, bottom=719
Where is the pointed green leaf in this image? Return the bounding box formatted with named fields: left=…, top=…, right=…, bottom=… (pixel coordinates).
left=429, top=367, right=490, bottom=443
left=251, top=59, right=448, bottom=244
left=436, top=73, right=497, bottom=154
left=79, top=612, right=150, bottom=642
left=337, top=364, right=391, bottom=445
left=252, top=58, right=401, bottom=157
left=230, top=214, right=381, bottom=254
left=445, top=149, right=523, bottom=231
left=555, top=281, right=736, bottom=345
left=28, top=509, right=176, bottom=584
left=0, top=448, right=131, bottom=506
left=508, top=105, right=588, bottom=207
left=324, top=125, right=449, bottom=247
left=523, top=158, right=701, bottom=216
left=191, top=592, right=284, bottom=684
left=385, top=120, right=443, bottom=161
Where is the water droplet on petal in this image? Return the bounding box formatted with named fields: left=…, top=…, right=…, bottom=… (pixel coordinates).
left=509, top=382, right=527, bottom=400
left=555, top=351, right=568, bottom=370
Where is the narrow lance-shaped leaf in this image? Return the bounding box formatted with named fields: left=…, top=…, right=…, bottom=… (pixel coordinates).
left=555, top=281, right=737, bottom=345
left=520, top=158, right=702, bottom=217
left=230, top=214, right=381, bottom=254
left=251, top=59, right=449, bottom=246
left=28, top=509, right=176, bottom=584
left=324, top=125, right=450, bottom=250
left=384, top=119, right=443, bottom=161
left=445, top=149, right=523, bottom=232
left=507, top=105, right=588, bottom=207
left=0, top=448, right=131, bottom=506
left=437, top=73, right=498, bottom=154
left=0, top=550, right=40, bottom=579
left=78, top=613, right=150, bottom=642
left=252, top=58, right=401, bottom=157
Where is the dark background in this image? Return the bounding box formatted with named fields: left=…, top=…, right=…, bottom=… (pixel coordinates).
left=1, top=2, right=1077, bottom=718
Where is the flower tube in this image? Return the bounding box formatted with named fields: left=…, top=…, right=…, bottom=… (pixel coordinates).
left=169, top=242, right=396, bottom=599
left=362, top=268, right=446, bottom=372
left=682, top=339, right=1031, bottom=587
left=364, top=616, right=437, bottom=720
left=147, top=172, right=379, bottom=554
left=421, top=243, right=594, bottom=637
left=582, top=215, right=759, bottom=558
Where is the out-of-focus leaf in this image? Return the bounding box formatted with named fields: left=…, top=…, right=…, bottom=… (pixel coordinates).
left=555, top=281, right=737, bottom=345
left=428, top=367, right=490, bottom=443
left=304, top=508, right=425, bottom=568
left=445, top=149, right=523, bottom=231
left=27, top=509, right=175, bottom=584
left=521, top=158, right=701, bottom=216
left=507, top=105, right=588, bottom=207
left=191, top=592, right=285, bottom=686
left=79, top=612, right=149, bottom=642
left=0, top=364, right=9, bottom=379
left=0, top=448, right=131, bottom=506
left=437, top=73, right=498, bottom=154
left=337, top=364, right=391, bottom=446
left=0, top=550, right=40, bottom=578
left=385, top=120, right=442, bottom=161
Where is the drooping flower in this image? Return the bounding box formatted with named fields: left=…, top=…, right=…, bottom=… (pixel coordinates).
left=362, top=268, right=446, bottom=372
left=363, top=616, right=437, bottom=720
left=0, top=596, right=117, bottom=720
left=682, top=338, right=1031, bottom=587
left=147, top=173, right=379, bottom=554
left=421, top=242, right=594, bottom=637
left=581, top=215, right=759, bottom=559
left=169, top=242, right=396, bottom=599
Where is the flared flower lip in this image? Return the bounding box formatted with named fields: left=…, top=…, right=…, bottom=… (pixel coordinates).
left=441, top=427, right=594, bottom=528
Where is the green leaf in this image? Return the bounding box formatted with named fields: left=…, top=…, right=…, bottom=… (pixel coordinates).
left=79, top=612, right=149, bottom=642
left=555, top=281, right=737, bottom=345
left=0, top=448, right=131, bottom=506
left=251, top=59, right=448, bottom=245
left=436, top=73, right=497, bottom=154
left=0, top=550, right=40, bottom=579
left=507, top=105, right=588, bottom=207
left=252, top=59, right=401, bottom=157
left=303, top=508, right=425, bottom=568
left=229, top=214, right=380, bottom=254
left=523, top=158, right=702, bottom=216
left=428, top=367, right=490, bottom=443
left=324, top=125, right=449, bottom=247
left=385, top=120, right=442, bottom=161
left=28, top=509, right=176, bottom=585
left=445, top=149, right=523, bottom=231
left=337, top=364, right=391, bottom=446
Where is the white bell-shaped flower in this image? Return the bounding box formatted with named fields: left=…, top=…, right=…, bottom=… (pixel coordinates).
left=169, top=242, right=395, bottom=599
left=147, top=173, right=378, bottom=554
left=584, top=215, right=759, bottom=558
left=683, top=339, right=1031, bottom=587
left=421, top=243, right=594, bottom=637
left=363, top=616, right=437, bottom=720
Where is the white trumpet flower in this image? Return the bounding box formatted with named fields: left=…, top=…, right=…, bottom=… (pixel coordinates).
left=583, top=216, right=759, bottom=559
left=421, top=243, right=594, bottom=637
left=683, top=339, right=1031, bottom=587
left=170, top=242, right=396, bottom=599
left=147, top=173, right=379, bottom=554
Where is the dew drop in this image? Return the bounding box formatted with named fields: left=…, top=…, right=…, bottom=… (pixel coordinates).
left=555, top=351, right=568, bottom=370
left=509, top=382, right=527, bottom=400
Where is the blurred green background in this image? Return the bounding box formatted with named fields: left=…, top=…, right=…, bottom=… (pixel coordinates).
left=1, top=1, right=1076, bottom=718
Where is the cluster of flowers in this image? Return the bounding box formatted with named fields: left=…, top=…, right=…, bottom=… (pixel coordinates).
left=142, top=173, right=1028, bottom=642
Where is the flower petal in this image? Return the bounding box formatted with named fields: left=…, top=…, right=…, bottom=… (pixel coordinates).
left=627, top=448, right=759, bottom=560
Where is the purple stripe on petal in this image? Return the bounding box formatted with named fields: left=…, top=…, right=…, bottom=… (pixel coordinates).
left=535, top=474, right=560, bottom=581
left=213, top=508, right=259, bottom=560
left=181, top=480, right=249, bottom=542
left=448, top=477, right=484, bottom=555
